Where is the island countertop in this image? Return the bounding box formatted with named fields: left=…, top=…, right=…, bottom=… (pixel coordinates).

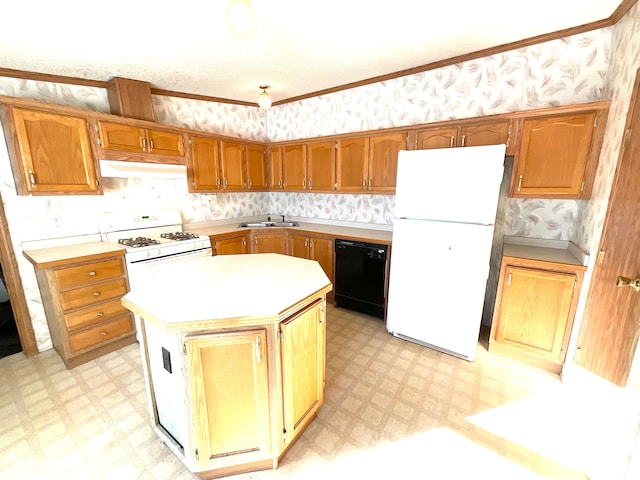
left=121, top=253, right=332, bottom=331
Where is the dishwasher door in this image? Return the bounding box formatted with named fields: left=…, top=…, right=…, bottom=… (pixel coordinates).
left=334, top=239, right=388, bottom=318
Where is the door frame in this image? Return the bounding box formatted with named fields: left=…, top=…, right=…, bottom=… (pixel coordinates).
left=0, top=193, right=37, bottom=356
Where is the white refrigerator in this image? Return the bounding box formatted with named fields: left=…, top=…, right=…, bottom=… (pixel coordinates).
left=386, top=144, right=507, bottom=361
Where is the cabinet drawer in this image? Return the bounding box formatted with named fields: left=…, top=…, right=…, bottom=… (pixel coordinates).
left=68, top=315, right=134, bottom=353
left=64, top=298, right=130, bottom=332
left=55, top=258, right=125, bottom=290
left=60, top=278, right=128, bottom=311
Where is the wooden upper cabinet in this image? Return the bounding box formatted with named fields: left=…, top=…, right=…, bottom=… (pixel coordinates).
left=187, top=330, right=271, bottom=467
left=146, top=129, right=184, bottom=156
left=336, top=137, right=369, bottom=192
left=268, top=147, right=284, bottom=189
left=459, top=121, right=511, bottom=148
left=98, top=121, right=185, bottom=158
left=246, top=145, right=267, bottom=190
left=511, top=112, right=600, bottom=198
left=220, top=141, right=246, bottom=191
left=187, top=136, right=222, bottom=193
left=98, top=121, right=146, bottom=153
left=307, top=141, right=336, bottom=191
left=282, top=145, right=307, bottom=191
left=413, top=121, right=511, bottom=150
left=368, top=132, right=406, bottom=193
left=5, top=107, right=100, bottom=195
left=415, top=126, right=457, bottom=149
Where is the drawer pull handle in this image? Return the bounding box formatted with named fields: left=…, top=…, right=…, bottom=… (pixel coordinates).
left=97, top=312, right=104, bottom=317
left=88, top=271, right=96, bottom=276
left=93, top=292, right=100, bottom=297
left=100, top=331, right=107, bottom=336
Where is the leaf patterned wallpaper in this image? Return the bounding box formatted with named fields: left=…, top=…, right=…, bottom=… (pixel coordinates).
left=0, top=19, right=634, bottom=351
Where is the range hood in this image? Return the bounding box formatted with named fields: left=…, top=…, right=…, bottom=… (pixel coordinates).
left=99, top=160, right=187, bottom=179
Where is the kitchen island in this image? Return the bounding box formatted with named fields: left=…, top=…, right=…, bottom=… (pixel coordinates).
left=121, top=253, right=332, bottom=479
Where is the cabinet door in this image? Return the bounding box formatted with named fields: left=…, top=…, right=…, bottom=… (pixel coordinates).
left=268, top=147, right=283, bottom=189
left=336, top=137, right=369, bottom=192
left=309, top=237, right=334, bottom=285
left=494, top=266, right=575, bottom=362
left=246, top=145, right=267, bottom=190
left=512, top=112, right=596, bottom=197
left=220, top=141, right=246, bottom=191
left=307, top=141, right=336, bottom=191
left=288, top=235, right=310, bottom=259
left=98, top=121, right=146, bottom=153
left=458, top=121, right=511, bottom=148
left=252, top=233, right=287, bottom=254
left=415, top=126, right=457, bottom=149
left=213, top=234, right=248, bottom=255
left=147, top=129, right=185, bottom=157
left=280, top=301, right=324, bottom=446
left=187, top=330, right=271, bottom=467
left=10, top=108, right=100, bottom=194
left=188, top=136, right=222, bottom=192
left=368, top=132, right=406, bottom=192
left=282, top=145, right=307, bottom=191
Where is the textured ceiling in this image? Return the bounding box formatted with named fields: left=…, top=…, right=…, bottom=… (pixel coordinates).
left=0, top=0, right=623, bottom=105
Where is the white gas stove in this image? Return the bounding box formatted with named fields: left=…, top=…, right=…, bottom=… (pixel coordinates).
left=100, top=210, right=211, bottom=265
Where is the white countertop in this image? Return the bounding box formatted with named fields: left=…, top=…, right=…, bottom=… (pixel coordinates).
left=122, top=253, right=332, bottom=330
left=187, top=219, right=393, bottom=245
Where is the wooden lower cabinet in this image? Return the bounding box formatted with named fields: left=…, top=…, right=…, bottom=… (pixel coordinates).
left=211, top=232, right=249, bottom=255
left=489, top=256, right=585, bottom=373
left=187, top=330, right=272, bottom=468
left=27, top=251, right=135, bottom=368
left=289, top=234, right=334, bottom=301
left=252, top=232, right=287, bottom=254
left=280, top=300, right=325, bottom=448
left=140, top=298, right=327, bottom=478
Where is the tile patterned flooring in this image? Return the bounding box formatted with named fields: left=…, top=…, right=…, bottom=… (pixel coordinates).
left=0, top=305, right=628, bottom=479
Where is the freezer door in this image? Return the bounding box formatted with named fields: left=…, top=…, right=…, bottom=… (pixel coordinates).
left=386, top=218, right=495, bottom=360
left=394, top=144, right=506, bottom=224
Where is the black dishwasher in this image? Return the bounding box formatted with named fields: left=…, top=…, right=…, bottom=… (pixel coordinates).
left=334, top=239, right=389, bottom=319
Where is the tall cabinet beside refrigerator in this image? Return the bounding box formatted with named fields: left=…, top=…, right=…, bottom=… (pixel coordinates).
left=386, top=145, right=506, bottom=361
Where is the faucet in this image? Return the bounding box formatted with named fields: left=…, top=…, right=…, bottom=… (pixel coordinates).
left=267, top=214, right=286, bottom=222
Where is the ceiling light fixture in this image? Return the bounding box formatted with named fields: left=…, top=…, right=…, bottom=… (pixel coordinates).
left=225, top=0, right=257, bottom=39
left=258, top=85, right=272, bottom=110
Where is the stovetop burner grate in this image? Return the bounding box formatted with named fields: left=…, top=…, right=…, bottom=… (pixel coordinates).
left=118, top=237, right=161, bottom=248
left=160, top=232, right=200, bottom=241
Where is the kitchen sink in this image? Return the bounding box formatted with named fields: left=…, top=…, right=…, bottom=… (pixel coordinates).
left=238, top=221, right=299, bottom=228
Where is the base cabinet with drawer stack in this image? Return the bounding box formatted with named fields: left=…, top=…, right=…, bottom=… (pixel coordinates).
left=24, top=243, right=136, bottom=368
left=489, top=245, right=586, bottom=373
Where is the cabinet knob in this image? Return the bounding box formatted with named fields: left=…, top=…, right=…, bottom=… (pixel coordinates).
left=368, top=178, right=372, bottom=188
left=449, top=136, right=455, bottom=148
left=362, top=178, right=366, bottom=189
left=100, top=331, right=107, bottom=336
left=88, top=271, right=96, bottom=276
left=140, top=137, right=147, bottom=151
left=93, top=292, right=100, bottom=297
left=97, top=312, right=104, bottom=317
left=461, top=134, right=467, bottom=147
left=149, top=139, right=155, bottom=151
left=29, top=171, right=36, bottom=186
left=517, top=175, right=523, bottom=192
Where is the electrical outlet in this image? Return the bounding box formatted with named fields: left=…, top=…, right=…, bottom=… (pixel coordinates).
left=348, top=207, right=355, bottom=216
left=201, top=194, right=217, bottom=208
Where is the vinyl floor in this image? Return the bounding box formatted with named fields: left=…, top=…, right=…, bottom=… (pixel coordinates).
left=0, top=305, right=634, bottom=480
